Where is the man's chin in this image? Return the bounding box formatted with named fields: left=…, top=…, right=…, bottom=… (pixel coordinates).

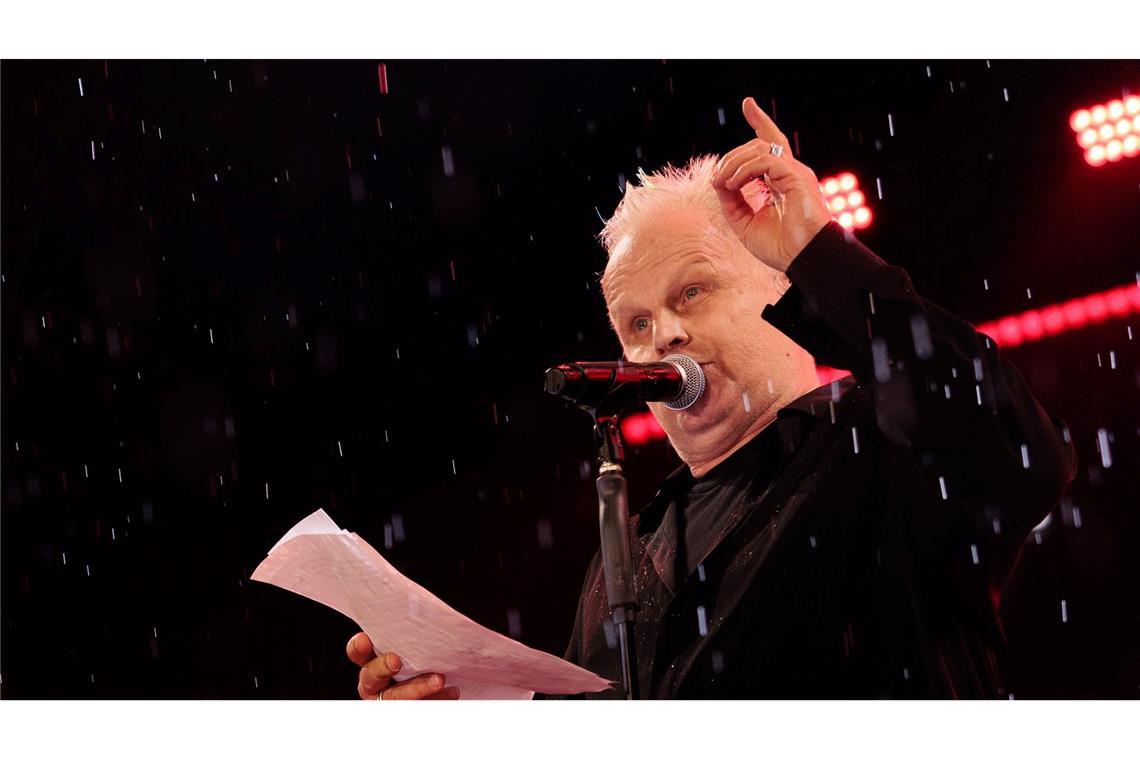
left=661, top=393, right=729, bottom=439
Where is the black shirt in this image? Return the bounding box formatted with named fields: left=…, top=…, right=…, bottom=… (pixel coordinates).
left=680, top=408, right=810, bottom=580
left=550, top=222, right=1077, bottom=699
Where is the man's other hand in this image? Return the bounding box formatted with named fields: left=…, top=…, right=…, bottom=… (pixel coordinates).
left=346, top=632, right=460, bottom=700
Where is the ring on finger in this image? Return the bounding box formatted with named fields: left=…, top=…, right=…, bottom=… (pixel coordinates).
left=769, top=143, right=784, bottom=158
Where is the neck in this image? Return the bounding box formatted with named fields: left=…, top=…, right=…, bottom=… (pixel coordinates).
left=686, top=413, right=774, bottom=479
left=685, top=376, right=818, bottom=478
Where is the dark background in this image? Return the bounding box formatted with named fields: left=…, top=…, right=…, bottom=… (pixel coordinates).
left=2, top=59, right=1138, bottom=698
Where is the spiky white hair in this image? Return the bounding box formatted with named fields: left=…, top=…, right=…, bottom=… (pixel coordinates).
left=597, top=155, right=789, bottom=296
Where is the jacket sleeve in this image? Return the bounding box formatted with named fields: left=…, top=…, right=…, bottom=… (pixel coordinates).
left=761, top=221, right=1078, bottom=582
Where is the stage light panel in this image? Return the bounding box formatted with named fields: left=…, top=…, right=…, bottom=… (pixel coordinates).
left=819, top=172, right=874, bottom=231
left=1071, top=93, right=1140, bottom=166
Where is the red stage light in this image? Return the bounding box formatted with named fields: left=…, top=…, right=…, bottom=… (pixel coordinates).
left=621, top=411, right=666, bottom=444
left=820, top=283, right=1140, bottom=384
left=819, top=172, right=874, bottom=231
left=1019, top=310, right=1045, bottom=341
left=1060, top=298, right=1088, bottom=329
left=1071, top=92, right=1140, bottom=166
left=1040, top=305, right=1066, bottom=335
left=815, top=366, right=852, bottom=386
left=1084, top=293, right=1109, bottom=322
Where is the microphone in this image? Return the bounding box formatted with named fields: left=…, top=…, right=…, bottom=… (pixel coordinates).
left=544, top=353, right=706, bottom=411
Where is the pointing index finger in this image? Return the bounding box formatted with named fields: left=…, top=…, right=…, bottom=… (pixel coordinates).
left=742, top=97, right=790, bottom=153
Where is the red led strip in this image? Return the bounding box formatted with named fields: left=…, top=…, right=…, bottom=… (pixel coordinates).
left=973, top=282, right=1140, bottom=348
left=1069, top=94, right=1140, bottom=166
left=818, top=172, right=873, bottom=231
left=621, top=282, right=1140, bottom=444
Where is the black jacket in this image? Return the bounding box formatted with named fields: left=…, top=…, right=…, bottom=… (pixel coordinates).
left=556, top=222, right=1078, bottom=698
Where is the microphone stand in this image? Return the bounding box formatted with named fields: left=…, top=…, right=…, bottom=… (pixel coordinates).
left=591, top=401, right=640, bottom=700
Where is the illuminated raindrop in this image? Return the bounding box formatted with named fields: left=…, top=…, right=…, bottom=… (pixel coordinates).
left=1096, top=428, right=1112, bottom=468
left=696, top=606, right=708, bottom=636
left=909, top=314, right=933, bottom=359
left=871, top=337, right=890, bottom=381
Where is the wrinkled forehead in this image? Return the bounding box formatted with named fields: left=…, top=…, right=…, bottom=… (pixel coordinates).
left=602, top=213, right=726, bottom=307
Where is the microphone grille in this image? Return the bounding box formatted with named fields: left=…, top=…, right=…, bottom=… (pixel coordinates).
left=662, top=354, right=706, bottom=410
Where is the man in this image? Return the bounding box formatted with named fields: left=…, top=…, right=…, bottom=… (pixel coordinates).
left=346, top=96, right=1077, bottom=699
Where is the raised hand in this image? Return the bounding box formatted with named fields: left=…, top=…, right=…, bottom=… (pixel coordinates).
left=710, top=96, right=832, bottom=272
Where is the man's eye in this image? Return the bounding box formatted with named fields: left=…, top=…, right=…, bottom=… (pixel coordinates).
left=684, top=286, right=701, bottom=300
left=634, top=318, right=650, bottom=332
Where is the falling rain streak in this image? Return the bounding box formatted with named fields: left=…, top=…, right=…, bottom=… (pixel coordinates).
left=1096, top=428, right=1112, bottom=468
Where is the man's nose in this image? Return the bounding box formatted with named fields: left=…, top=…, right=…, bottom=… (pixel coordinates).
left=653, top=315, right=689, bottom=355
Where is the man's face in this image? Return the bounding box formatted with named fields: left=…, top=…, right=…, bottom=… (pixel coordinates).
left=602, top=211, right=805, bottom=464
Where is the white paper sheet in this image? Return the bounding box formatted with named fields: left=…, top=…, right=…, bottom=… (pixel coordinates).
left=252, top=508, right=613, bottom=700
